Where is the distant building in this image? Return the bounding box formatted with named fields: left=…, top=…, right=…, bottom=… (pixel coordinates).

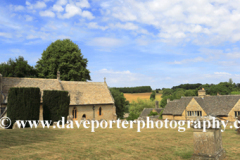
left=139, top=101, right=163, bottom=120
left=0, top=73, right=117, bottom=121
left=162, top=88, right=240, bottom=121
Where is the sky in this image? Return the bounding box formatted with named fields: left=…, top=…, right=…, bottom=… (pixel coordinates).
left=0, top=0, right=240, bottom=89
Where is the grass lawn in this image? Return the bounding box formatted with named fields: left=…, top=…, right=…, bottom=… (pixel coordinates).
left=124, top=92, right=162, bottom=103
left=0, top=124, right=239, bottom=160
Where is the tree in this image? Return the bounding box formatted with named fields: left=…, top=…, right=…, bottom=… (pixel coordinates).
left=150, top=91, right=156, bottom=100
left=36, top=39, right=91, bottom=81
left=0, top=56, right=37, bottom=77
left=109, top=88, right=128, bottom=119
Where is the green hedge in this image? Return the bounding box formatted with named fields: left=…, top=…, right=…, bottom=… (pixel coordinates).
left=7, top=87, right=41, bottom=128
left=43, top=90, right=70, bottom=124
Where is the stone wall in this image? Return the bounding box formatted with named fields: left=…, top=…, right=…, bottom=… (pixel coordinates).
left=162, top=115, right=173, bottom=119
left=227, top=99, right=240, bottom=122
left=69, top=104, right=115, bottom=121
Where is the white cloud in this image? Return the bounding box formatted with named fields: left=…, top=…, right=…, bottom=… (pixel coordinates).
left=39, top=10, right=55, bottom=18
left=226, top=52, right=240, bottom=59
left=53, top=5, right=64, bottom=12
left=25, top=15, right=33, bottom=21
left=76, top=0, right=90, bottom=8
left=82, top=10, right=94, bottom=19
left=110, top=22, right=138, bottom=30
left=10, top=5, right=25, bottom=11
left=169, top=57, right=204, bottom=64
left=61, top=4, right=82, bottom=18
left=0, top=32, right=12, bottom=38
left=93, top=69, right=154, bottom=87
left=26, top=1, right=47, bottom=10
left=56, top=0, right=68, bottom=6
left=87, top=37, right=123, bottom=47
left=214, top=72, right=231, bottom=75
left=98, top=0, right=240, bottom=43
left=88, top=22, right=108, bottom=30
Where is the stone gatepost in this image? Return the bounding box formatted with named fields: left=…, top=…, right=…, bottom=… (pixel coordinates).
left=191, top=120, right=225, bottom=160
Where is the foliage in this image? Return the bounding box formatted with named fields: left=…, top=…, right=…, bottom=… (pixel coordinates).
left=36, top=39, right=91, bottom=81
left=150, top=91, right=156, bottom=100
left=159, top=110, right=164, bottom=119
left=109, top=88, right=129, bottom=119
left=148, top=111, right=158, bottom=116
left=0, top=56, right=37, bottom=77
left=110, top=86, right=152, bottom=93
left=43, top=90, right=70, bottom=124
left=126, top=112, right=139, bottom=121
left=7, top=87, right=41, bottom=128
left=128, top=98, right=155, bottom=118
left=172, top=83, right=202, bottom=90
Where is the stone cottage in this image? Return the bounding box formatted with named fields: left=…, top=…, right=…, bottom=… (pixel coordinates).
left=0, top=73, right=117, bottom=121
left=162, top=88, right=240, bottom=122
left=139, top=101, right=163, bottom=120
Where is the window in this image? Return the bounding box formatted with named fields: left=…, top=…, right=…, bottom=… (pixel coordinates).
left=72, top=107, right=77, bottom=119
left=187, top=111, right=202, bottom=117
left=99, top=107, right=102, bottom=116
left=235, top=111, right=240, bottom=117
left=82, top=114, right=86, bottom=118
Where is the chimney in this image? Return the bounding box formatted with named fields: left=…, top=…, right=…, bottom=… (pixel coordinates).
left=57, top=71, right=60, bottom=80
left=198, top=88, right=206, bottom=98
left=104, top=77, right=106, bottom=84
left=167, top=98, right=170, bottom=104
left=155, top=101, right=159, bottom=108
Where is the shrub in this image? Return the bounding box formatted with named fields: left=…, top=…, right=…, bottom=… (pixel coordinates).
left=148, top=111, right=158, bottom=116
left=126, top=112, right=139, bottom=121
left=7, top=87, right=41, bottom=128
left=43, top=90, right=70, bottom=124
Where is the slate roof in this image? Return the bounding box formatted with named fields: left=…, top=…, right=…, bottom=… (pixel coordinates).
left=162, top=95, right=240, bottom=116
left=2, top=77, right=114, bottom=105
left=140, top=108, right=163, bottom=117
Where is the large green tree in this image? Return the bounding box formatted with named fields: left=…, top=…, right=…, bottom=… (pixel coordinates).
left=0, top=56, right=37, bottom=77
left=109, top=88, right=129, bottom=119
left=36, top=39, right=91, bottom=81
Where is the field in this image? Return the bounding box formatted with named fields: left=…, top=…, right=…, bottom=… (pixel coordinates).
left=0, top=124, right=239, bottom=159
left=124, top=92, right=162, bottom=103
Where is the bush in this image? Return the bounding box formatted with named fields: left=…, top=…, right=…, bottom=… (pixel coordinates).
left=7, top=87, right=41, bottom=128
left=43, top=90, right=70, bottom=124
left=126, top=112, right=139, bottom=121
left=128, top=98, right=155, bottom=118
left=148, top=111, right=158, bottom=116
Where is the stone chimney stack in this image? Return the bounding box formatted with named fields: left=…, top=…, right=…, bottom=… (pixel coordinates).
left=198, top=88, right=206, bottom=98
left=155, top=101, right=159, bottom=108
left=167, top=98, right=170, bottom=104
left=57, top=71, right=60, bottom=80
left=104, top=77, right=106, bottom=84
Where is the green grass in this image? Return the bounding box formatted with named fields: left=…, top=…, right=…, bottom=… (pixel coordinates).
left=231, top=91, right=240, bottom=95
left=0, top=124, right=239, bottom=159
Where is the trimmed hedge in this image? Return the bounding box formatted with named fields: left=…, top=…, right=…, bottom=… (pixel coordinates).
left=43, top=90, right=70, bottom=124
left=7, top=87, right=41, bottom=128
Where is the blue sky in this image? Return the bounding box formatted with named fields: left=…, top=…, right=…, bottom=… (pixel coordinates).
left=1, top=0, right=240, bottom=89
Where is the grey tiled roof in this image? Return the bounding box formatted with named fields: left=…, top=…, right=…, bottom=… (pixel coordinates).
left=162, top=95, right=240, bottom=116
left=140, top=108, right=163, bottom=117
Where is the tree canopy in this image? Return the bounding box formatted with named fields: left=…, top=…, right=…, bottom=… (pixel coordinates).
left=109, top=88, right=129, bottom=119
left=0, top=56, right=37, bottom=77
left=36, top=39, right=91, bottom=81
